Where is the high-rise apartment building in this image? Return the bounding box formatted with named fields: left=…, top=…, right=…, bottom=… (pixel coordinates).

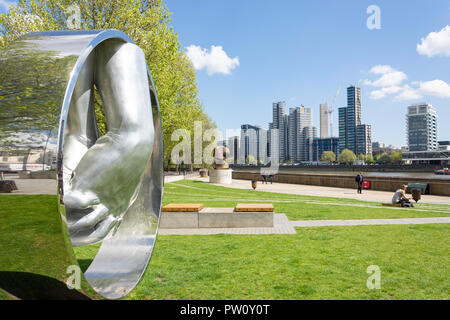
left=227, top=136, right=240, bottom=164
left=338, top=86, right=371, bottom=156
left=346, top=86, right=362, bottom=153
left=338, top=107, right=348, bottom=153
left=356, top=124, right=372, bottom=156
left=287, top=106, right=313, bottom=162
left=320, top=103, right=329, bottom=138
left=407, top=103, right=438, bottom=152
left=272, top=102, right=288, bottom=161
left=240, top=124, right=268, bottom=164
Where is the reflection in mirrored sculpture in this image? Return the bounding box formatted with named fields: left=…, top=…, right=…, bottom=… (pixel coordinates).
left=0, top=30, right=164, bottom=299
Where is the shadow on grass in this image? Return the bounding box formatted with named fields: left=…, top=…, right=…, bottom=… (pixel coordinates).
left=0, top=271, right=90, bottom=300
left=77, top=259, right=93, bottom=273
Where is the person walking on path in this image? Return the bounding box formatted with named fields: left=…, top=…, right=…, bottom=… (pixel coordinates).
left=355, top=172, right=364, bottom=194
left=261, top=174, right=267, bottom=184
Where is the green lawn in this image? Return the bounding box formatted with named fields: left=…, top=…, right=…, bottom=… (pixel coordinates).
left=125, top=224, right=449, bottom=300
left=1, top=180, right=449, bottom=299
left=0, top=195, right=99, bottom=299
left=164, top=180, right=450, bottom=220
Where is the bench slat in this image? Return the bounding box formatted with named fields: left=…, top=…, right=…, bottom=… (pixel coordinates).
left=162, top=203, right=204, bottom=212
left=235, top=203, right=274, bottom=212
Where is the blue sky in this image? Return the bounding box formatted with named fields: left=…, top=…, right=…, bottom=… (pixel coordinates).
left=164, top=0, right=450, bottom=147
left=2, top=0, right=449, bottom=147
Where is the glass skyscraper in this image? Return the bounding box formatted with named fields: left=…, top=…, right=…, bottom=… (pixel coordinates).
left=338, top=86, right=370, bottom=156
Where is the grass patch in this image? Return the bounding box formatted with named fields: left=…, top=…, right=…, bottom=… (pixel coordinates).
left=0, top=195, right=98, bottom=299
left=163, top=180, right=450, bottom=220
left=1, top=181, right=449, bottom=300
left=126, top=224, right=449, bottom=300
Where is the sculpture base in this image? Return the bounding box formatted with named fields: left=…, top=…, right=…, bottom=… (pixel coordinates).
left=209, top=169, right=233, bottom=185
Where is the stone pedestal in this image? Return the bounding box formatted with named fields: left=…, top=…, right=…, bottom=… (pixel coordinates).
left=209, top=169, right=233, bottom=184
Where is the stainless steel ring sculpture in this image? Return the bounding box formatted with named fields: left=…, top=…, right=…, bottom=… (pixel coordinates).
left=0, top=30, right=164, bottom=299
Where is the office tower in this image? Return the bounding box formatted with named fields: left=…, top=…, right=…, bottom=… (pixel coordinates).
left=288, top=107, right=299, bottom=161
left=338, top=86, right=369, bottom=155
left=227, top=136, right=240, bottom=164
left=240, top=124, right=268, bottom=164
left=320, top=103, right=329, bottom=138
left=258, top=128, right=268, bottom=164
left=338, top=107, right=348, bottom=152
left=356, top=124, right=372, bottom=156
left=302, top=126, right=316, bottom=162
left=268, top=128, right=279, bottom=163
left=407, top=103, right=438, bottom=151
left=240, top=124, right=259, bottom=164
left=272, top=102, right=288, bottom=161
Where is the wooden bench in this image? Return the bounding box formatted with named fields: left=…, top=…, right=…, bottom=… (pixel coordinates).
left=160, top=203, right=274, bottom=228
left=162, top=203, right=204, bottom=212
left=235, top=203, right=274, bottom=212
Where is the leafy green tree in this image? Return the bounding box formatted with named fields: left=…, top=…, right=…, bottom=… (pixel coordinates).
left=378, top=153, right=392, bottom=164
left=321, top=151, right=336, bottom=163
left=390, top=150, right=402, bottom=164
left=338, top=149, right=357, bottom=163
left=0, top=0, right=215, bottom=167
left=246, top=155, right=256, bottom=165
left=358, top=154, right=366, bottom=162
left=365, top=154, right=375, bottom=164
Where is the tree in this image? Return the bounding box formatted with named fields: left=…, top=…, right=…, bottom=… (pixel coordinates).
left=378, top=153, right=392, bottom=164
left=0, top=0, right=215, bottom=167
left=338, top=149, right=357, bottom=163
left=246, top=155, right=256, bottom=165
left=390, top=150, right=402, bottom=164
left=358, top=154, right=367, bottom=162
left=366, top=154, right=375, bottom=164
left=321, top=151, right=336, bottom=163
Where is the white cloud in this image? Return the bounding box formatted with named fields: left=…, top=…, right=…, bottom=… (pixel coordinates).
left=395, top=85, right=423, bottom=101
left=363, top=65, right=408, bottom=87
left=186, top=45, right=239, bottom=75
left=418, top=79, right=450, bottom=98
left=417, top=25, right=450, bottom=57
left=369, top=86, right=403, bottom=99
left=369, top=65, right=394, bottom=74
left=364, top=64, right=450, bottom=101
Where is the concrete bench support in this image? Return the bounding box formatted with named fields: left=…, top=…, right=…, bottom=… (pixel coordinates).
left=160, top=206, right=274, bottom=229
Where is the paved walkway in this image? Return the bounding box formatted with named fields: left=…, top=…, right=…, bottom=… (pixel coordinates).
left=158, top=214, right=450, bottom=235
left=188, top=177, right=450, bottom=205
left=3, top=174, right=195, bottom=195
left=159, top=214, right=297, bottom=235
left=289, top=217, right=450, bottom=227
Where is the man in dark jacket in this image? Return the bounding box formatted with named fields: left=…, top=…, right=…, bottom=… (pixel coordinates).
left=355, top=172, right=364, bottom=194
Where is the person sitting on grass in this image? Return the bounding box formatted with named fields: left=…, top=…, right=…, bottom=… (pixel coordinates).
left=392, top=185, right=414, bottom=207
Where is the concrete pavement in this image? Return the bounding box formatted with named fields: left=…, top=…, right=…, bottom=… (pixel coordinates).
left=159, top=214, right=450, bottom=235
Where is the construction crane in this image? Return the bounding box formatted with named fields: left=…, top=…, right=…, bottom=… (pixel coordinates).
left=328, top=83, right=343, bottom=137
